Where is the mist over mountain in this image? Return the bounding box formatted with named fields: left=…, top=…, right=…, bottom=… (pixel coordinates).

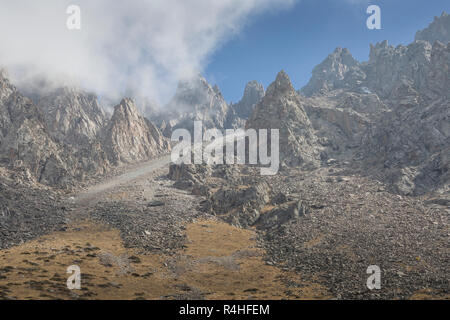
left=0, top=7, right=449, bottom=301
left=0, top=0, right=295, bottom=105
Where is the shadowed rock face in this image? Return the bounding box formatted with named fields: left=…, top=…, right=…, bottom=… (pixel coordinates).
left=103, top=98, right=169, bottom=165
left=157, top=74, right=230, bottom=136
left=301, top=40, right=449, bottom=101
left=301, top=47, right=363, bottom=97
left=0, top=70, right=69, bottom=186
left=301, top=13, right=450, bottom=102
left=362, top=98, right=449, bottom=195
left=293, top=13, right=450, bottom=195
left=154, top=76, right=263, bottom=136
left=227, top=81, right=265, bottom=129
left=0, top=71, right=171, bottom=187
left=246, top=71, right=320, bottom=167
left=236, top=81, right=265, bottom=118
left=415, top=11, right=450, bottom=44
left=36, top=87, right=107, bottom=146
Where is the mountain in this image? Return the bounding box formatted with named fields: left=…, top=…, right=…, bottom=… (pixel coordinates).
left=36, top=87, right=107, bottom=146
left=362, top=97, right=449, bottom=195
left=300, top=47, right=364, bottom=97
left=159, top=74, right=230, bottom=137
left=246, top=71, right=320, bottom=167
left=0, top=70, right=70, bottom=186
left=415, top=11, right=450, bottom=44
left=227, top=80, right=264, bottom=128
left=0, top=70, right=172, bottom=187
left=302, top=89, right=388, bottom=160
left=102, top=98, right=169, bottom=165
left=296, top=13, right=450, bottom=195
left=156, top=75, right=262, bottom=136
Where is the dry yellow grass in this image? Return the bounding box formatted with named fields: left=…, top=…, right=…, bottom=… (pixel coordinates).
left=0, top=218, right=331, bottom=300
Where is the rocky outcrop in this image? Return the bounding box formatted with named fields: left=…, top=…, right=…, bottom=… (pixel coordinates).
left=157, top=76, right=264, bottom=135
left=206, top=181, right=271, bottom=228
left=247, top=71, right=320, bottom=167
left=365, top=40, right=433, bottom=100
left=103, top=98, right=169, bottom=165
left=295, top=13, right=450, bottom=195
left=227, top=81, right=264, bottom=128
left=301, top=20, right=449, bottom=102
left=362, top=98, right=449, bottom=195
left=0, top=166, right=66, bottom=249
left=168, top=162, right=212, bottom=189
left=36, top=87, right=107, bottom=146
left=303, top=90, right=388, bottom=158
left=301, top=47, right=364, bottom=97
left=415, top=11, right=450, bottom=44
left=0, top=70, right=70, bottom=186
left=0, top=70, right=172, bottom=187
left=160, top=74, right=230, bottom=135
left=256, top=200, right=310, bottom=230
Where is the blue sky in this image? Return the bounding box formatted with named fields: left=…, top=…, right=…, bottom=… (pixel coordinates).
left=204, top=0, right=450, bottom=103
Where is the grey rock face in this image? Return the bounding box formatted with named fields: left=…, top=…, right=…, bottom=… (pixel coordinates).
left=415, top=11, right=450, bottom=44
left=160, top=74, right=230, bottom=135
left=367, top=39, right=449, bottom=101
left=365, top=40, right=434, bottom=100
left=36, top=87, right=107, bottom=146
left=359, top=39, right=449, bottom=195
left=207, top=181, right=270, bottom=215
left=157, top=76, right=263, bottom=135
left=168, top=162, right=212, bottom=188
left=256, top=200, right=310, bottom=230
left=0, top=166, right=66, bottom=249
left=206, top=181, right=270, bottom=228
left=301, top=47, right=363, bottom=97
left=362, top=98, right=449, bottom=195
left=296, top=14, right=450, bottom=195
left=237, top=80, right=265, bottom=118
left=303, top=90, right=388, bottom=157
left=103, top=98, right=169, bottom=165
left=247, top=71, right=321, bottom=167
left=0, top=71, right=70, bottom=186
left=227, top=81, right=265, bottom=128
left=1, top=70, right=172, bottom=187
left=301, top=34, right=449, bottom=102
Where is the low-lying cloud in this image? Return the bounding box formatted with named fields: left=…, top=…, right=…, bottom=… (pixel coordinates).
left=0, top=0, right=295, bottom=105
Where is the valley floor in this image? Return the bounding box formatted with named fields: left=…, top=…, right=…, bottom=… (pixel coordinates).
left=0, top=156, right=448, bottom=300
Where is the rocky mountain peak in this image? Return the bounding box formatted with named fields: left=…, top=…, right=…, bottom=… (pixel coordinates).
left=247, top=71, right=320, bottom=167
left=173, top=74, right=216, bottom=107
left=300, top=47, right=362, bottom=96
left=242, top=81, right=264, bottom=102
left=161, top=74, right=230, bottom=134
left=103, top=98, right=169, bottom=165
left=267, top=71, right=295, bottom=96
left=0, top=69, right=15, bottom=103
left=36, top=86, right=107, bottom=146
left=228, top=81, right=265, bottom=123
left=113, top=98, right=140, bottom=120
left=415, top=11, right=450, bottom=44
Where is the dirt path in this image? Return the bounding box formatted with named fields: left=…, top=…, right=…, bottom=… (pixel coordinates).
left=74, top=155, right=172, bottom=205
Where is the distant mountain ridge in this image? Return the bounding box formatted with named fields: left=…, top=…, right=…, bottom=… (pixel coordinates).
left=0, top=12, right=448, bottom=195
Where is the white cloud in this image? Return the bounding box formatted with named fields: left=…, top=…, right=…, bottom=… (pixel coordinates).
left=0, top=0, right=295, bottom=104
